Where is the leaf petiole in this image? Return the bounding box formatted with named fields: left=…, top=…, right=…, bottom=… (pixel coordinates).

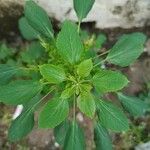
left=93, top=59, right=106, bottom=68
left=77, top=21, right=81, bottom=33
left=73, top=94, right=76, bottom=122
left=93, top=50, right=109, bottom=59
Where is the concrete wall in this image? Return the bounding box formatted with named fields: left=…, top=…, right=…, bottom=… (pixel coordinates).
left=0, top=0, right=150, bottom=29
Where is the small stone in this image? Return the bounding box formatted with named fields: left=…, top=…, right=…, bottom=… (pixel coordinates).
left=76, top=112, right=84, bottom=122
left=135, top=142, right=150, bottom=150
left=54, top=142, right=60, bottom=148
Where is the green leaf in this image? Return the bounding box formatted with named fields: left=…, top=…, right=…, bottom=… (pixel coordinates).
left=77, top=92, right=95, bottom=118
left=21, top=42, right=45, bottom=64
left=80, top=84, right=93, bottom=93
left=92, top=69, right=129, bottom=93
left=19, top=17, right=39, bottom=40
left=106, top=33, right=146, bottom=67
left=73, top=0, right=95, bottom=22
left=80, top=30, right=90, bottom=41
left=54, top=120, right=70, bottom=146
left=25, top=0, right=54, bottom=39
left=97, top=99, right=129, bottom=132
left=77, top=59, right=93, bottom=78
left=0, top=64, right=20, bottom=85
left=0, top=80, right=42, bottom=105
left=0, top=43, right=13, bottom=60
left=94, top=123, right=113, bottom=150
left=8, top=94, right=40, bottom=142
left=117, top=93, right=149, bottom=117
left=63, top=121, right=85, bottom=150
left=9, top=112, right=34, bottom=142
left=61, top=87, right=75, bottom=99
left=40, top=64, right=66, bottom=84
left=95, top=34, right=107, bottom=50
left=39, top=97, right=69, bottom=128
left=56, top=21, right=83, bottom=64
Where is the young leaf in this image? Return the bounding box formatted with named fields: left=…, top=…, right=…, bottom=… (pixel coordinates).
left=73, top=0, right=95, bottom=22
left=77, top=59, right=93, bottom=78
left=19, top=17, right=39, bottom=40
left=56, top=21, right=83, bottom=64
left=106, top=33, right=146, bottom=67
left=80, top=84, right=93, bottom=93
left=92, top=69, right=129, bottom=93
left=39, top=98, right=69, bottom=128
left=25, top=0, right=54, bottom=39
left=40, top=64, right=66, bottom=84
left=0, top=64, right=20, bottom=85
left=8, top=94, right=40, bottom=142
left=63, top=121, right=85, bottom=150
left=54, top=120, right=70, bottom=146
left=0, top=80, right=42, bottom=105
left=97, top=99, right=129, bottom=132
left=94, top=123, right=113, bottom=150
left=77, top=92, right=95, bottom=118
left=117, top=93, right=149, bottom=117
left=61, top=87, right=75, bottom=99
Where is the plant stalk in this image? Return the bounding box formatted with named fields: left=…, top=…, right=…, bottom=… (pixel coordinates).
left=73, top=94, right=76, bottom=122
left=93, top=59, right=106, bottom=68
left=77, top=21, right=81, bottom=33
left=93, top=50, right=109, bottom=59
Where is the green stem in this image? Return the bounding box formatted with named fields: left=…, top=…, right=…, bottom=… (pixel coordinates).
left=80, top=80, right=91, bottom=84
left=77, top=21, right=81, bottom=33
left=31, top=88, right=55, bottom=112
left=21, top=66, right=39, bottom=72
left=73, top=94, right=76, bottom=122
left=93, top=50, right=109, bottom=59
left=93, top=59, right=106, bottom=68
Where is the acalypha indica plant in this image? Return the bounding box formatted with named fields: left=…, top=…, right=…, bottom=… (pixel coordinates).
left=0, top=0, right=149, bottom=149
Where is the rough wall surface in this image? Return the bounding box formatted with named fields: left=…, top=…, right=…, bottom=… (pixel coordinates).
left=37, top=0, right=150, bottom=29
left=0, top=0, right=150, bottom=29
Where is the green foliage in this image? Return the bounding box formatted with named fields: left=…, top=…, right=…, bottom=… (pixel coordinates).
left=106, top=33, right=146, bottom=67
left=40, top=64, right=66, bottom=84
left=38, top=97, right=69, bottom=128
left=25, top=0, right=54, bottom=39
left=54, top=120, right=70, bottom=146
left=96, top=99, right=129, bottom=132
left=8, top=94, right=40, bottom=141
left=0, top=0, right=148, bottom=149
left=118, top=93, right=149, bottom=117
left=56, top=21, right=83, bottom=64
left=21, top=42, right=45, bottom=64
left=9, top=112, right=34, bottom=142
left=0, top=43, right=16, bottom=64
left=94, top=123, right=113, bottom=150
left=61, top=87, right=74, bottom=99
left=77, top=92, right=95, bottom=118
left=77, top=59, right=93, bottom=78
left=92, top=69, right=129, bottom=93
left=63, top=121, right=85, bottom=150
left=139, top=87, right=150, bottom=110
left=0, top=80, right=42, bottom=105
left=0, top=65, right=20, bottom=85
left=74, top=0, right=95, bottom=22
left=95, top=34, right=107, bottom=50
left=19, top=17, right=39, bottom=40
